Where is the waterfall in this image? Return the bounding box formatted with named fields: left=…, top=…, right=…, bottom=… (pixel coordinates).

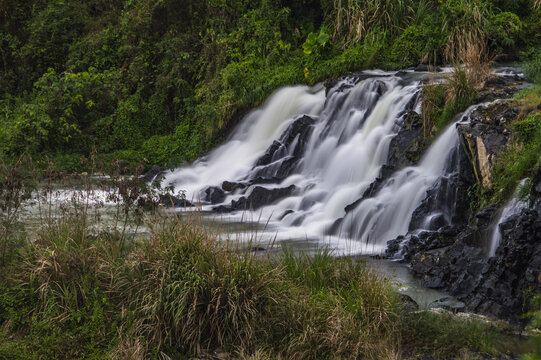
left=487, top=179, right=529, bottom=257
left=161, top=72, right=487, bottom=254
left=164, top=85, right=326, bottom=199
left=337, top=122, right=459, bottom=250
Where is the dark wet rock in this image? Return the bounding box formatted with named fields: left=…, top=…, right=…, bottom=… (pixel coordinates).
left=408, top=127, right=475, bottom=232
left=140, top=165, right=166, bottom=183
left=230, top=185, right=297, bottom=210
left=466, top=205, right=541, bottom=320
left=476, top=204, right=499, bottom=228
left=478, top=76, right=520, bottom=103
left=403, top=168, right=541, bottom=321
left=393, top=93, right=539, bottom=320
left=213, top=205, right=232, bottom=213
left=429, top=297, right=466, bottom=312
left=252, top=115, right=315, bottom=181
left=458, top=105, right=512, bottom=189
left=387, top=111, right=426, bottom=170
left=255, top=140, right=282, bottom=167
left=204, top=186, right=226, bottom=204
left=159, top=194, right=193, bottom=207
left=221, top=181, right=245, bottom=192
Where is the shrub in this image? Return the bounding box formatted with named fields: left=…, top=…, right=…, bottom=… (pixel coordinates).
left=525, top=48, right=541, bottom=85
left=488, top=111, right=541, bottom=204
left=486, top=11, right=523, bottom=52
left=400, top=311, right=504, bottom=357
left=116, top=221, right=288, bottom=355
left=391, top=22, right=446, bottom=65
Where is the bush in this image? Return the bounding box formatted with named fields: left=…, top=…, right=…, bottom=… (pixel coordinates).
left=525, top=49, right=541, bottom=84
left=488, top=111, right=541, bottom=204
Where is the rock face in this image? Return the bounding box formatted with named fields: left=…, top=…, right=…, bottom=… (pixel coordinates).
left=402, top=182, right=541, bottom=321
left=202, top=115, right=316, bottom=210
left=457, top=102, right=515, bottom=188
left=252, top=115, right=316, bottom=181
left=385, top=93, right=540, bottom=321
left=386, top=110, right=427, bottom=170
left=230, top=185, right=297, bottom=210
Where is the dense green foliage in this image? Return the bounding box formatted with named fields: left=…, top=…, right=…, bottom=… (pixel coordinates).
left=487, top=88, right=541, bottom=204
left=1, top=0, right=541, bottom=169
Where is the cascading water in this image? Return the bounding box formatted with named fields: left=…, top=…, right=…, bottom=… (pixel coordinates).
left=336, top=122, right=460, bottom=250
left=164, top=85, right=326, bottom=198
left=161, top=72, right=486, bottom=254
left=487, top=179, right=529, bottom=257
left=259, top=77, right=422, bottom=237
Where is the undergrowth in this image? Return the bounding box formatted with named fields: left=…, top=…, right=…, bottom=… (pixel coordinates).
left=0, top=216, right=523, bottom=359
left=477, top=87, right=541, bottom=206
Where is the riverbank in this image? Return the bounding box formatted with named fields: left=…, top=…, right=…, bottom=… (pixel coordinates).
left=0, top=211, right=537, bottom=359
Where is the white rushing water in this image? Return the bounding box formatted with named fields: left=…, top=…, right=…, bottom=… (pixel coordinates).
left=487, top=179, right=529, bottom=257
left=337, top=121, right=459, bottom=249
left=164, top=85, right=326, bottom=199
left=162, top=73, right=483, bottom=254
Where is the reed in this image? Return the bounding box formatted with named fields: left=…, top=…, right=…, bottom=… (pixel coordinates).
left=332, top=0, right=415, bottom=46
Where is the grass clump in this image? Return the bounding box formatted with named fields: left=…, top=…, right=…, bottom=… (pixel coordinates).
left=118, top=220, right=287, bottom=355
left=278, top=250, right=400, bottom=359
left=0, top=162, right=531, bottom=359
left=421, top=32, right=493, bottom=137
left=400, top=311, right=507, bottom=358
left=525, top=48, right=541, bottom=85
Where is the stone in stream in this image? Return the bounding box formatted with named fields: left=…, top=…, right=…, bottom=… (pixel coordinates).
left=204, top=186, right=226, bottom=204
left=221, top=180, right=245, bottom=192
left=140, top=165, right=166, bottom=183
left=159, top=194, right=193, bottom=207
left=230, top=185, right=297, bottom=210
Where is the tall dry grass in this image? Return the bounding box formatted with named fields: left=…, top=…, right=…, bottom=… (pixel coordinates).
left=447, top=33, right=493, bottom=96
left=442, top=0, right=492, bottom=63
left=422, top=32, right=493, bottom=136
left=332, top=0, right=415, bottom=46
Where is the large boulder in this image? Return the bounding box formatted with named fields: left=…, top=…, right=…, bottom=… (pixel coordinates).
left=457, top=102, right=515, bottom=188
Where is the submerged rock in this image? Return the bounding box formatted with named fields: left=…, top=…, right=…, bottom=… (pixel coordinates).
left=140, top=165, right=166, bottom=183
left=230, top=185, right=297, bottom=210
left=159, top=194, right=193, bottom=207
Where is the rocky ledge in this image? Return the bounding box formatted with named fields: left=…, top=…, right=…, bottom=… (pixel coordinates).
left=384, top=75, right=540, bottom=321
